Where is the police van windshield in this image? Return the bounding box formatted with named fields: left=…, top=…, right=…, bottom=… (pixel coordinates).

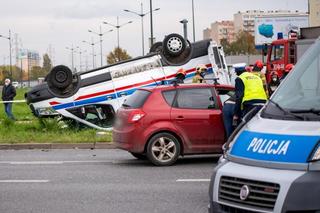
left=264, top=39, right=320, bottom=120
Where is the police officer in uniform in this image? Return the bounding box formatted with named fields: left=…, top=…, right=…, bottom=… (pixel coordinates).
left=233, top=63, right=267, bottom=125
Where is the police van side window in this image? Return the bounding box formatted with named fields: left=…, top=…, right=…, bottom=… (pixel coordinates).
left=264, top=40, right=320, bottom=121
left=175, top=88, right=215, bottom=109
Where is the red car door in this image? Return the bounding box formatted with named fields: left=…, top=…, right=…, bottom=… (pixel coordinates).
left=170, top=87, right=224, bottom=154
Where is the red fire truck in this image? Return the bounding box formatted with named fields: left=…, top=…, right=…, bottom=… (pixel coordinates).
left=265, top=27, right=320, bottom=83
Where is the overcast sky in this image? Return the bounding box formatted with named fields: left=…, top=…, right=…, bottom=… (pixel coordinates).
left=0, top=0, right=308, bottom=69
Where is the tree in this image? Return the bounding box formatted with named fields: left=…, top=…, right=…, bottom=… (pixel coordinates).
left=43, top=53, right=52, bottom=73
left=221, top=31, right=258, bottom=56
left=30, top=66, right=46, bottom=80
left=107, top=47, right=132, bottom=65
left=220, top=38, right=231, bottom=55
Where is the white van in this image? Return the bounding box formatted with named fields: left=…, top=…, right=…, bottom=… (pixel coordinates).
left=26, top=34, right=230, bottom=130
left=209, top=38, right=320, bottom=212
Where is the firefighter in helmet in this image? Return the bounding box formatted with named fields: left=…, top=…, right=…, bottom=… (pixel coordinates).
left=268, top=71, right=281, bottom=96
left=175, top=68, right=186, bottom=83
left=281, top=64, right=294, bottom=81
left=192, top=64, right=207, bottom=83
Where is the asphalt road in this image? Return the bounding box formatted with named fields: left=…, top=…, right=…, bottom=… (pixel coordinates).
left=0, top=149, right=219, bottom=213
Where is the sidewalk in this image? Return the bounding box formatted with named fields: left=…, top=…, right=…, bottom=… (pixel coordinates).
left=0, top=142, right=115, bottom=150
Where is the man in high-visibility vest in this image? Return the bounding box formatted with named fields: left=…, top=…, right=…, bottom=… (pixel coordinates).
left=233, top=63, right=267, bottom=125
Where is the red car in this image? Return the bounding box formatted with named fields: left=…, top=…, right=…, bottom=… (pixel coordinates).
left=113, top=83, right=234, bottom=166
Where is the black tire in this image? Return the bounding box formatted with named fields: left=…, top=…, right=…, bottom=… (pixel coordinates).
left=149, top=42, right=163, bottom=54
left=130, top=152, right=147, bottom=160
left=162, top=33, right=186, bottom=57
left=146, top=133, right=180, bottom=166
left=48, top=65, right=73, bottom=89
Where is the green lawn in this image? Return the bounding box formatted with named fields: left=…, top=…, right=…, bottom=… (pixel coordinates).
left=0, top=88, right=112, bottom=144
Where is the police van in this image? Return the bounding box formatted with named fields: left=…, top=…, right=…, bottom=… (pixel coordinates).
left=209, top=38, right=320, bottom=212
left=26, top=33, right=230, bottom=130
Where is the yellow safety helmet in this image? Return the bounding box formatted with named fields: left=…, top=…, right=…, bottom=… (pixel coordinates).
left=196, top=64, right=207, bottom=74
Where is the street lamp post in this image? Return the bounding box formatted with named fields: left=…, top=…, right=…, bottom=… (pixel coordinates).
left=103, top=16, right=132, bottom=49
left=192, top=0, right=196, bottom=42
left=66, top=45, right=75, bottom=72
left=150, top=0, right=154, bottom=46
left=75, top=47, right=87, bottom=72
left=124, top=3, right=160, bottom=55
left=83, top=38, right=99, bottom=69
left=0, top=30, right=12, bottom=78
left=88, top=26, right=113, bottom=67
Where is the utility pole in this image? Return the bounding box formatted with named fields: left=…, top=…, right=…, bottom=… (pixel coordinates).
left=150, top=0, right=154, bottom=46
left=124, top=3, right=160, bottom=56
left=103, top=17, right=132, bottom=49
left=192, top=0, right=196, bottom=42
left=88, top=26, right=113, bottom=66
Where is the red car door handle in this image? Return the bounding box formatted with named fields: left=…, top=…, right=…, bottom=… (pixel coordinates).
left=175, top=116, right=184, bottom=121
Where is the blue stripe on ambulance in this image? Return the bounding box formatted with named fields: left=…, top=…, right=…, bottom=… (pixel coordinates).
left=52, top=67, right=213, bottom=110
left=230, top=130, right=320, bottom=163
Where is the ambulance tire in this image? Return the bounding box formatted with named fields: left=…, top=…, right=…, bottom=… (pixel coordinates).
left=146, top=132, right=180, bottom=166
left=163, top=33, right=186, bottom=57
left=47, top=65, right=73, bottom=89
left=47, top=65, right=80, bottom=98
left=161, top=40, right=193, bottom=66
left=149, top=42, right=163, bottom=54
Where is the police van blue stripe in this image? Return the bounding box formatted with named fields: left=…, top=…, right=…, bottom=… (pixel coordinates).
left=230, top=130, right=320, bottom=163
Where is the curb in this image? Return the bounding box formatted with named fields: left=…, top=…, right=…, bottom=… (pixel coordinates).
left=0, top=142, right=115, bottom=150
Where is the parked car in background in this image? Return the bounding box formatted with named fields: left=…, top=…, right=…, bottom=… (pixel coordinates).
left=12, top=81, right=19, bottom=88
left=113, top=83, right=234, bottom=166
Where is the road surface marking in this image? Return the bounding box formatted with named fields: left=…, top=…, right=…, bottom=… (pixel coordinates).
left=176, top=179, right=210, bottom=182
left=9, top=161, right=64, bottom=165
left=0, top=180, right=49, bottom=183
left=0, top=160, right=112, bottom=165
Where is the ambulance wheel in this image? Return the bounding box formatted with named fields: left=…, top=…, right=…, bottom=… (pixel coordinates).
left=146, top=133, right=180, bottom=166
left=48, top=65, right=73, bottom=89
left=161, top=39, right=193, bottom=65
left=149, top=42, right=163, bottom=54
left=163, top=33, right=186, bottom=57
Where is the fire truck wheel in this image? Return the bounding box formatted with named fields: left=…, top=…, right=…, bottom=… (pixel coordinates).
left=163, top=33, right=186, bottom=57
left=48, top=65, right=73, bottom=89
left=149, top=42, right=163, bottom=54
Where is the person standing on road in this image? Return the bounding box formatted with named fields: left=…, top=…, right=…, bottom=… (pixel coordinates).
left=232, top=63, right=267, bottom=125
left=2, top=78, right=16, bottom=120
left=192, top=64, right=207, bottom=83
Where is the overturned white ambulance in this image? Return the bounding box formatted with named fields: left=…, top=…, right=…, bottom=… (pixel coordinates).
left=25, top=33, right=230, bottom=129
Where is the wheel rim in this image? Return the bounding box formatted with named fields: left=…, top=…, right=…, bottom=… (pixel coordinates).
left=56, top=71, right=67, bottom=83
left=151, top=137, right=176, bottom=163
left=167, top=37, right=183, bottom=53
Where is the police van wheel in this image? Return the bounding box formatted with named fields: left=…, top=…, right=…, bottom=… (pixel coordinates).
left=163, top=33, right=186, bottom=57
left=147, top=133, right=180, bottom=166
left=149, top=42, right=163, bottom=54
left=48, top=65, right=73, bottom=89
